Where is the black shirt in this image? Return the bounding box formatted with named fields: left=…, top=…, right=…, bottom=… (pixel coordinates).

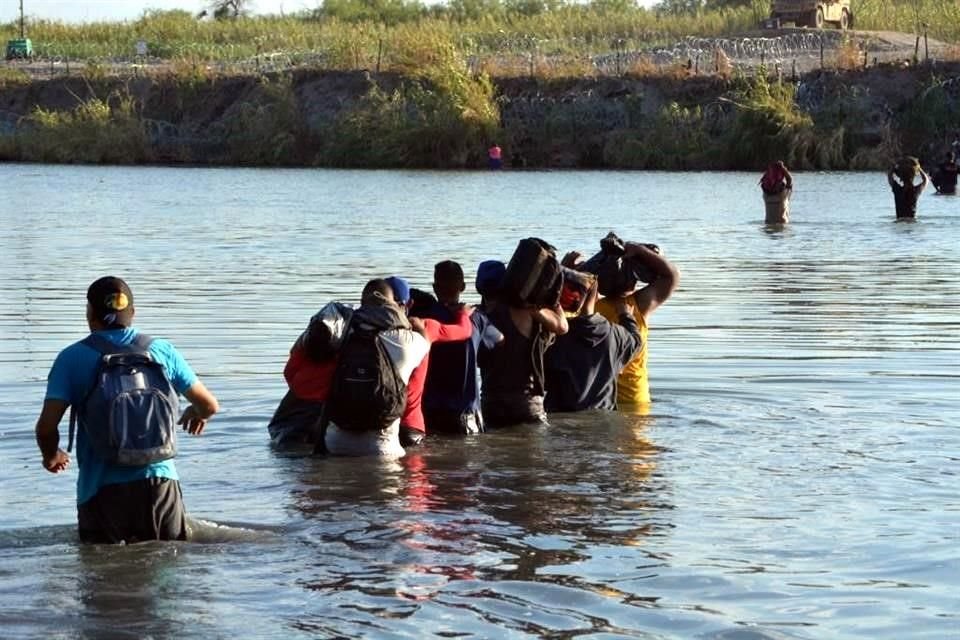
left=936, top=162, right=958, bottom=194
left=891, top=182, right=922, bottom=218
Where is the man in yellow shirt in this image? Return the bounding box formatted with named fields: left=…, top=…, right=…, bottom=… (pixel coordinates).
left=595, top=242, right=679, bottom=412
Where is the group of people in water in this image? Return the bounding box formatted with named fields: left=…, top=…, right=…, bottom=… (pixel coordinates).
left=35, top=144, right=957, bottom=545
left=760, top=149, right=959, bottom=224
left=268, top=236, right=678, bottom=457
left=33, top=236, right=679, bottom=544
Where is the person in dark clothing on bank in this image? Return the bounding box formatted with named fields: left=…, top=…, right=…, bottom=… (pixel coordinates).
left=544, top=268, right=643, bottom=412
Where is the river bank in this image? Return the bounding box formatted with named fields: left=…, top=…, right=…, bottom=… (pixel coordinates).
left=1, top=60, right=958, bottom=170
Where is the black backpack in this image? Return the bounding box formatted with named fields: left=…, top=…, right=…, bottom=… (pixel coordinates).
left=502, top=237, right=564, bottom=309
left=323, top=325, right=406, bottom=431
left=69, top=334, right=179, bottom=466
left=580, top=232, right=658, bottom=298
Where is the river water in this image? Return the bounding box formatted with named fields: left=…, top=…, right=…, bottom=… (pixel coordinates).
left=0, top=165, right=957, bottom=639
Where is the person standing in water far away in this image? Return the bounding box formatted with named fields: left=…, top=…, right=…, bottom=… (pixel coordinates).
left=932, top=152, right=958, bottom=195
left=888, top=157, right=928, bottom=219
left=760, top=161, right=794, bottom=224
left=488, top=144, right=503, bottom=170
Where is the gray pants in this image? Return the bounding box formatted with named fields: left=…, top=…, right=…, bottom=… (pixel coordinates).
left=77, top=477, right=188, bottom=544
left=763, top=189, right=791, bottom=224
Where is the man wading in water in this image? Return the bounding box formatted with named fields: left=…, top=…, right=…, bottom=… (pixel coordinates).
left=34, top=277, right=219, bottom=543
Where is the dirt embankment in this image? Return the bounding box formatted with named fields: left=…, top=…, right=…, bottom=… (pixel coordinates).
left=1, top=59, right=959, bottom=169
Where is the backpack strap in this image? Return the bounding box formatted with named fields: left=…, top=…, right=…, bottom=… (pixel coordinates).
left=68, top=332, right=155, bottom=452
left=68, top=405, right=77, bottom=453
left=132, top=333, right=154, bottom=350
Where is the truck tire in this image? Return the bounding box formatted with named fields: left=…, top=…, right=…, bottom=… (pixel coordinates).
left=840, top=9, right=850, bottom=30
left=814, top=7, right=824, bottom=29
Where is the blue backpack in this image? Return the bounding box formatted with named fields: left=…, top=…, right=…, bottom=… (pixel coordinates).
left=68, top=334, right=179, bottom=466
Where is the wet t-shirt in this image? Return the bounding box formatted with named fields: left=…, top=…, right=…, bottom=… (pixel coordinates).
left=45, top=328, right=197, bottom=505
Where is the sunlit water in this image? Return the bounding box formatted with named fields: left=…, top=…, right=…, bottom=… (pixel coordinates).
left=1, top=166, right=957, bottom=639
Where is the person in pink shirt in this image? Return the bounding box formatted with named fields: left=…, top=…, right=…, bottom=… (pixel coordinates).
left=488, top=143, right=502, bottom=170
left=385, top=277, right=473, bottom=447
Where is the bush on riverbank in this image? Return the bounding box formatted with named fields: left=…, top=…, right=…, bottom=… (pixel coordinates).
left=1, top=62, right=956, bottom=170
left=723, top=72, right=845, bottom=169
left=320, top=34, right=499, bottom=167
left=216, top=75, right=305, bottom=165
left=12, top=92, right=149, bottom=164
left=898, top=75, right=960, bottom=158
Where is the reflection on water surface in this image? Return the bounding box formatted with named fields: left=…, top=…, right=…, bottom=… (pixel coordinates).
left=0, top=166, right=957, bottom=639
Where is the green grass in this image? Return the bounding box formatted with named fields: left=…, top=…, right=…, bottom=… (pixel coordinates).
left=0, top=0, right=953, bottom=68
left=14, top=90, right=150, bottom=163
left=1, top=2, right=955, bottom=170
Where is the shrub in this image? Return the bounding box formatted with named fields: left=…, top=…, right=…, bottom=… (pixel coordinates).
left=322, top=33, right=499, bottom=167
left=18, top=91, right=149, bottom=164
left=215, top=74, right=305, bottom=165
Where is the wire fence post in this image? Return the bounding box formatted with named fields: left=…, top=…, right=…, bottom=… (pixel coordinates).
left=913, top=36, right=919, bottom=64
left=923, top=25, right=929, bottom=63
left=376, top=38, right=382, bottom=74
left=819, top=37, right=824, bottom=68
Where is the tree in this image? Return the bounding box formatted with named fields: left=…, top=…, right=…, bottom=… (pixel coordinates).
left=210, top=0, right=252, bottom=19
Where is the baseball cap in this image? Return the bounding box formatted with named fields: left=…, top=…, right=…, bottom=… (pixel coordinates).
left=385, top=276, right=411, bottom=305
left=475, top=260, right=506, bottom=298
left=87, top=276, right=134, bottom=328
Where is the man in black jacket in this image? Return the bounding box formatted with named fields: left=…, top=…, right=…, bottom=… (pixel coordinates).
left=544, top=269, right=643, bottom=412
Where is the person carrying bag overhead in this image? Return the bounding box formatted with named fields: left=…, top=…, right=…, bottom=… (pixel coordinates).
left=760, top=160, right=794, bottom=224
left=480, top=238, right=569, bottom=428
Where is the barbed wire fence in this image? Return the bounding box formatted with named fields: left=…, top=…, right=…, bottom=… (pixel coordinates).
left=1, top=31, right=948, bottom=82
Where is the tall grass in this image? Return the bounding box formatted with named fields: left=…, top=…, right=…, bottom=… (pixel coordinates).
left=852, top=0, right=960, bottom=42
left=0, top=0, right=940, bottom=61
left=322, top=30, right=499, bottom=167
left=2, top=0, right=952, bottom=67
left=722, top=72, right=845, bottom=169
left=15, top=91, right=150, bottom=163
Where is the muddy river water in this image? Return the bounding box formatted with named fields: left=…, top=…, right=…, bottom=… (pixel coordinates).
left=1, top=165, right=957, bottom=638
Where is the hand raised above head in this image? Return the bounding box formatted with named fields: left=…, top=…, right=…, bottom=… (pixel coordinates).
left=561, top=251, right=584, bottom=268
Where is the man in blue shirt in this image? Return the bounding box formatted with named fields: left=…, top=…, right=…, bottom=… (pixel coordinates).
left=34, top=276, right=219, bottom=543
